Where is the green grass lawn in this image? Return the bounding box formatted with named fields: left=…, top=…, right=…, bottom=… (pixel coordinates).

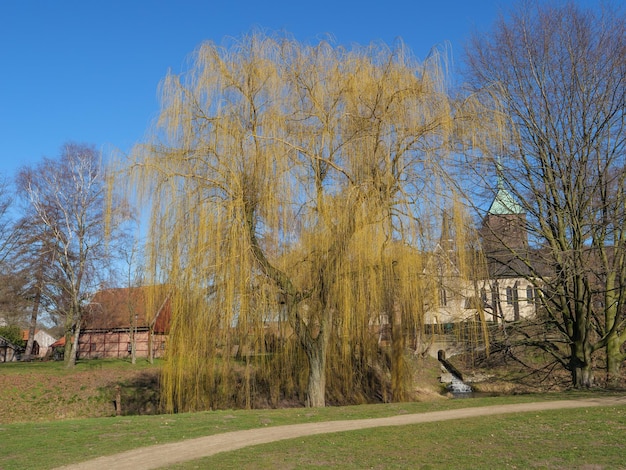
left=0, top=358, right=163, bottom=375
left=1, top=392, right=625, bottom=469
left=170, top=405, right=626, bottom=469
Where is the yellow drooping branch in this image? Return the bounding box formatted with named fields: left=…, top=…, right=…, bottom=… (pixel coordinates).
left=122, top=31, right=504, bottom=411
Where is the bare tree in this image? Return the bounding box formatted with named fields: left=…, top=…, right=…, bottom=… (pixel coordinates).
left=465, top=1, right=626, bottom=387
left=120, top=231, right=145, bottom=365
left=0, top=177, right=19, bottom=264
left=125, top=33, right=499, bottom=410
left=0, top=176, right=34, bottom=329
left=10, top=226, right=56, bottom=361
left=17, top=143, right=131, bottom=367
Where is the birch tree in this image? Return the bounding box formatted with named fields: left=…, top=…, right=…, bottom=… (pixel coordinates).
left=465, top=1, right=626, bottom=387
left=128, top=33, right=498, bottom=410
left=17, top=143, right=130, bottom=367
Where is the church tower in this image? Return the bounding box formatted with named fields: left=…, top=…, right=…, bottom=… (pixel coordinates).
left=480, top=177, right=528, bottom=255
left=479, top=163, right=534, bottom=322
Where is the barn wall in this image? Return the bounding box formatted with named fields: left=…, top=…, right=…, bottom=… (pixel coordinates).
left=78, top=330, right=167, bottom=359
left=0, top=345, right=20, bottom=362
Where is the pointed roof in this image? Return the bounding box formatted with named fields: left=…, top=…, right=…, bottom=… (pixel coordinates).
left=488, top=158, right=524, bottom=215
left=439, top=210, right=454, bottom=251
left=488, top=187, right=525, bottom=215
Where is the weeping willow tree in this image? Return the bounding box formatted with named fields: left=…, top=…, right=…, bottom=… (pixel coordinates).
left=125, top=32, right=500, bottom=411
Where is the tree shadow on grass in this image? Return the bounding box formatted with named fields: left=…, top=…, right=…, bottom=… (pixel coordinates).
left=102, top=370, right=162, bottom=416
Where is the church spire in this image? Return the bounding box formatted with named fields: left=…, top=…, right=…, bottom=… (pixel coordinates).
left=439, top=209, right=454, bottom=253
left=488, top=156, right=524, bottom=215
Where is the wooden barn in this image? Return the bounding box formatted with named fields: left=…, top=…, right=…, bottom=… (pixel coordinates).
left=78, top=286, right=171, bottom=360
left=0, top=335, right=23, bottom=362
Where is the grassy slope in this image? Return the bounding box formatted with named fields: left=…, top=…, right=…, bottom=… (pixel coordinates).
left=0, top=356, right=452, bottom=424
left=0, top=350, right=595, bottom=426
left=0, top=359, right=162, bottom=423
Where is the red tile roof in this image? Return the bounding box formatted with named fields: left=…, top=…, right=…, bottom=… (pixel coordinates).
left=83, top=286, right=171, bottom=333
left=21, top=329, right=42, bottom=341
left=49, top=336, right=66, bottom=348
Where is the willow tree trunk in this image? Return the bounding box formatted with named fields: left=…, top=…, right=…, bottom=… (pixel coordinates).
left=302, top=326, right=330, bottom=408
left=390, top=295, right=408, bottom=402
left=391, top=322, right=407, bottom=402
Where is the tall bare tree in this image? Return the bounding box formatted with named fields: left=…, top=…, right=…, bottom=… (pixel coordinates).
left=465, top=1, right=626, bottom=387
left=119, top=229, right=145, bottom=365
left=0, top=177, right=18, bottom=264
left=0, top=176, right=34, bottom=330
left=126, top=33, right=499, bottom=410
left=17, top=143, right=131, bottom=367
left=9, top=224, right=56, bottom=361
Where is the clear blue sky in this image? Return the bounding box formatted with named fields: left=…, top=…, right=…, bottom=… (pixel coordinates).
left=1, top=0, right=578, bottom=180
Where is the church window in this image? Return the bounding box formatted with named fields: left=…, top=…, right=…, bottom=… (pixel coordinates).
left=506, top=286, right=514, bottom=305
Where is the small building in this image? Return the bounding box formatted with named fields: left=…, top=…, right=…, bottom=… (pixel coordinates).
left=21, top=329, right=57, bottom=358
left=78, top=286, right=171, bottom=360
left=0, top=335, right=23, bottom=362
left=48, top=336, right=68, bottom=360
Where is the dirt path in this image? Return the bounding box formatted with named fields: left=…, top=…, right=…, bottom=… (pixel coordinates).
left=55, top=396, right=626, bottom=470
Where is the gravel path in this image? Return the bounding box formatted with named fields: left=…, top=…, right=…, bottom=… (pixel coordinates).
left=55, top=396, right=626, bottom=470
